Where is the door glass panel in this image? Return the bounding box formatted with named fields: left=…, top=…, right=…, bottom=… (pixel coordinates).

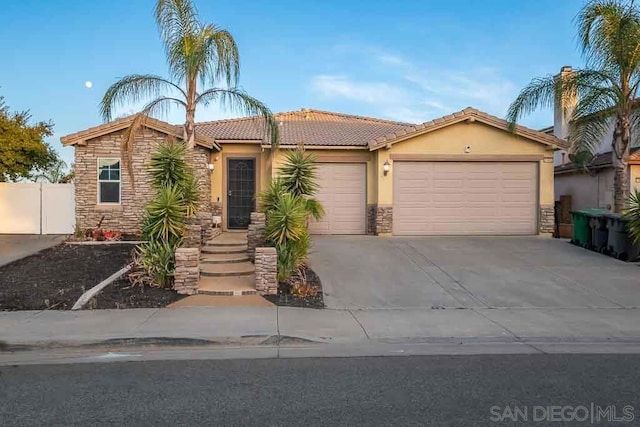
left=227, top=159, right=256, bottom=229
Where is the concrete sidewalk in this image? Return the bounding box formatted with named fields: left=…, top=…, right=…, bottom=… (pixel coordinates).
left=4, top=306, right=640, bottom=349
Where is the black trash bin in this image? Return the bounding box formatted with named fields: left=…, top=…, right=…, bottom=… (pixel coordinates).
left=588, top=211, right=609, bottom=253
left=605, top=214, right=640, bottom=261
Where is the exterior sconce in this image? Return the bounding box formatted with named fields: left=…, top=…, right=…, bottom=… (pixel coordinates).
left=207, top=163, right=215, bottom=171
left=383, top=160, right=391, bottom=176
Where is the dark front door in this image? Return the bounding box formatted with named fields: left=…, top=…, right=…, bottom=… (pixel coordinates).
left=227, top=158, right=256, bottom=229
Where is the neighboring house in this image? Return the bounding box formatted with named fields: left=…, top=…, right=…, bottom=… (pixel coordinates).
left=548, top=66, right=640, bottom=211
left=61, top=107, right=566, bottom=237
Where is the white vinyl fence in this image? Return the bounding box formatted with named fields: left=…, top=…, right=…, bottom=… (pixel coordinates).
left=0, top=183, right=75, bottom=234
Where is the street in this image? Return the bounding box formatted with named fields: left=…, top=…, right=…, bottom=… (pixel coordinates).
left=2, top=354, right=640, bottom=426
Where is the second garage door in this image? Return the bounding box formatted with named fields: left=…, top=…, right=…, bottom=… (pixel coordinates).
left=393, top=161, right=538, bottom=235
left=309, top=163, right=366, bottom=235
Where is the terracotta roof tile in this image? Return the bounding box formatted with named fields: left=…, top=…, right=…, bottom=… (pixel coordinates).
left=195, top=109, right=413, bottom=146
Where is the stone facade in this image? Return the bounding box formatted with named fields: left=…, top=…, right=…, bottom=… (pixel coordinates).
left=375, top=205, right=393, bottom=235
left=255, top=247, right=277, bottom=295
left=366, top=204, right=377, bottom=235
left=174, top=247, right=200, bottom=295
left=183, top=220, right=202, bottom=247
left=74, top=127, right=212, bottom=234
left=247, top=212, right=266, bottom=261
left=539, top=204, right=555, bottom=234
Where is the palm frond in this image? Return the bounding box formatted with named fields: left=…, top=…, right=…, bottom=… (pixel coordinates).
left=100, top=74, right=186, bottom=122
left=506, top=75, right=558, bottom=128
left=201, top=25, right=239, bottom=87
left=196, top=87, right=279, bottom=148
left=623, top=189, right=640, bottom=243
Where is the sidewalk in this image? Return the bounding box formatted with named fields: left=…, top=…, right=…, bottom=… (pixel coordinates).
left=4, top=305, right=640, bottom=349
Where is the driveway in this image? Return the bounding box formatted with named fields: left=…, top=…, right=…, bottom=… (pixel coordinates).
left=309, top=236, right=640, bottom=310
left=0, top=235, right=66, bottom=267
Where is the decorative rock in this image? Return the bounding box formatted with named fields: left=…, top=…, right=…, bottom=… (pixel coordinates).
left=174, top=247, right=200, bottom=295
left=247, top=212, right=266, bottom=261
left=254, top=247, right=277, bottom=295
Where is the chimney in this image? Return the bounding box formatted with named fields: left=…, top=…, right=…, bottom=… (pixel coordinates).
left=553, top=66, right=577, bottom=140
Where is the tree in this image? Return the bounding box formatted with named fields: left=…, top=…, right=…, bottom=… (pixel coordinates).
left=0, top=96, right=55, bottom=182
left=100, top=0, right=278, bottom=172
left=507, top=0, right=640, bottom=212
left=34, top=157, right=73, bottom=183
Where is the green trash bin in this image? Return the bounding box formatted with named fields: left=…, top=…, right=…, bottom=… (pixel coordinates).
left=605, top=214, right=640, bottom=261
left=571, top=209, right=603, bottom=247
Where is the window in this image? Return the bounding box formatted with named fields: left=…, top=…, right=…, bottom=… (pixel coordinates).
left=98, top=158, right=120, bottom=204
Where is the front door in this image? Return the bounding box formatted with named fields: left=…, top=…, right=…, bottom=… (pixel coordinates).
left=227, top=158, right=256, bottom=229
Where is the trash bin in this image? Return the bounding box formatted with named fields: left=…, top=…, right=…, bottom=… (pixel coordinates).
left=588, top=211, right=609, bottom=253
left=571, top=209, right=602, bottom=247
left=605, top=214, right=640, bottom=261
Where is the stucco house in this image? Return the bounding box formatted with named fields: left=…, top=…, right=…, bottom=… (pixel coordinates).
left=61, top=107, right=566, bottom=237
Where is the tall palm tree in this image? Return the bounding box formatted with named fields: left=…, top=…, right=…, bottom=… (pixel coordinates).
left=507, top=0, right=640, bottom=212
left=100, top=0, right=278, bottom=173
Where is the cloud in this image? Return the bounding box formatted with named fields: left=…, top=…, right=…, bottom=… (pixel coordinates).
left=310, top=47, right=520, bottom=124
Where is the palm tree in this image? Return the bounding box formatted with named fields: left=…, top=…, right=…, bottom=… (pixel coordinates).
left=100, top=0, right=278, bottom=170
left=34, top=158, right=73, bottom=183
left=507, top=0, right=640, bottom=212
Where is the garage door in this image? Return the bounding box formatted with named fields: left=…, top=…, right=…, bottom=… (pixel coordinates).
left=393, top=162, right=537, bottom=235
left=309, top=163, right=366, bottom=235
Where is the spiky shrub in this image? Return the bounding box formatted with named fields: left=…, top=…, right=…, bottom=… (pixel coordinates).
left=623, top=190, right=640, bottom=243
left=137, top=239, right=176, bottom=288
left=141, top=184, right=186, bottom=246
left=279, top=147, right=324, bottom=220
left=149, top=140, right=188, bottom=188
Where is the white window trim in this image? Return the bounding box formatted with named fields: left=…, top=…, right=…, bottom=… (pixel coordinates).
left=97, top=158, right=122, bottom=205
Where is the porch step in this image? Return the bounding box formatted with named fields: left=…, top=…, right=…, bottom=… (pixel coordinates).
left=197, top=276, right=257, bottom=296
left=205, top=241, right=247, bottom=247
left=201, top=245, right=247, bottom=255
left=200, top=253, right=250, bottom=264
left=200, top=261, right=255, bottom=277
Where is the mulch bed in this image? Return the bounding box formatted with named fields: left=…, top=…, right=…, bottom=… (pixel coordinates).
left=264, top=266, right=325, bottom=309
left=88, top=278, right=185, bottom=309
left=0, top=244, right=134, bottom=311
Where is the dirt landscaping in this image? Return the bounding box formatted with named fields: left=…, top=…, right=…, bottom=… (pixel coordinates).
left=0, top=243, right=183, bottom=311
left=264, top=266, right=324, bottom=309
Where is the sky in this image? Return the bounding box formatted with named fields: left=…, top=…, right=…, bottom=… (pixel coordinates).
left=0, top=0, right=585, bottom=166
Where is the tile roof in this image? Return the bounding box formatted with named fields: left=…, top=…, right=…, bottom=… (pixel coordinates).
left=555, top=147, right=640, bottom=173
left=60, top=115, right=219, bottom=150
left=368, top=107, right=569, bottom=151
left=195, top=109, right=413, bottom=147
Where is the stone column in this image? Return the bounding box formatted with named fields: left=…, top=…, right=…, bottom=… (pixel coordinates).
left=539, top=205, right=555, bottom=235
left=375, top=205, right=393, bottom=235
left=247, top=212, right=266, bottom=261
left=255, top=247, right=277, bottom=295
left=184, top=219, right=203, bottom=247
left=174, top=247, right=199, bottom=295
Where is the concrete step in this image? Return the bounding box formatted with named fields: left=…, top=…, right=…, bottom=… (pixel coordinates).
left=201, top=245, right=247, bottom=255
left=200, top=261, right=255, bottom=277
left=200, top=253, right=250, bottom=264
left=197, top=276, right=257, bottom=296
left=205, top=241, right=247, bottom=247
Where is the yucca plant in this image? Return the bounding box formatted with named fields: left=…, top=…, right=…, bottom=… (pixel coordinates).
left=141, top=184, right=186, bottom=245
left=149, top=139, right=189, bottom=188
left=276, top=231, right=310, bottom=282
left=279, top=147, right=324, bottom=220
left=264, top=191, right=308, bottom=246
left=623, top=190, right=640, bottom=243
left=180, top=172, right=203, bottom=218
left=137, top=239, right=176, bottom=288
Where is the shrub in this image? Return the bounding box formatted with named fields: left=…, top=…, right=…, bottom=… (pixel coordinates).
left=137, top=239, right=175, bottom=288
left=141, top=184, right=186, bottom=246
left=148, top=139, right=189, bottom=188
left=623, top=190, right=640, bottom=243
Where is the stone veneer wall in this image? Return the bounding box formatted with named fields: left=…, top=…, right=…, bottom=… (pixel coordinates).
left=366, top=204, right=377, bottom=235
left=375, top=206, right=393, bottom=235
left=539, top=205, right=555, bottom=234
left=174, top=247, right=200, bottom=295
left=255, top=247, right=277, bottom=295
left=247, top=212, right=266, bottom=261
left=74, top=127, right=212, bottom=234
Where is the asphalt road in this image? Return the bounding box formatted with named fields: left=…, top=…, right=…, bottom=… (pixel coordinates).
left=2, top=354, right=640, bottom=426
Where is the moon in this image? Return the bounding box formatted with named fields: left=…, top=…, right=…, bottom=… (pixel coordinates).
left=85, top=81, right=93, bottom=89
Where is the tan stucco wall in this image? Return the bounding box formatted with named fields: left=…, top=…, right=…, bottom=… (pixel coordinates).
left=375, top=121, right=554, bottom=207
left=631, top=165, right=640, bottom=194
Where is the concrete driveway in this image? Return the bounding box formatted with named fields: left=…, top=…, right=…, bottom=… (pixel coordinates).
left=309, top=236, right=640, bottom=310
left=0, top=235, right=66, bottom=267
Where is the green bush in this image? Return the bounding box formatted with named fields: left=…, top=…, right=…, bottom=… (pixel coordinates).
left=137, top=239, right=175, bottom=288
left=623, top=190, right=640, bottom=243
left=149, top=140, right=189, bottom=188
left=141, top=184, right=186, bottom=246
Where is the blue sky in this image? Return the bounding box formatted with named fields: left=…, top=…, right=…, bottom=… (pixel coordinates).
left=1, top=0, right=583, bottom=165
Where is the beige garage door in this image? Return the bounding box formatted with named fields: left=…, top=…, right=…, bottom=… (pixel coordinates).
left=393, top=162, right=538, bottom=235
left=309, top=163, right=366, bottom=235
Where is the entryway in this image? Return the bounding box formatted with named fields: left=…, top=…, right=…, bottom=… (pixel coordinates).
left=227, top=158, right=256, bottom=230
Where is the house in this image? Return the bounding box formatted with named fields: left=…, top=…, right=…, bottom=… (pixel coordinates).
left=549, top=66, right=640, bottom=211
left=61, top=107, right=566, bottom=237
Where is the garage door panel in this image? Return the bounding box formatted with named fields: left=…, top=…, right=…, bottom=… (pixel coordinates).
left=308, top=163, right=366, bottom=235
left=394, top=162, right=537, bottom=235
